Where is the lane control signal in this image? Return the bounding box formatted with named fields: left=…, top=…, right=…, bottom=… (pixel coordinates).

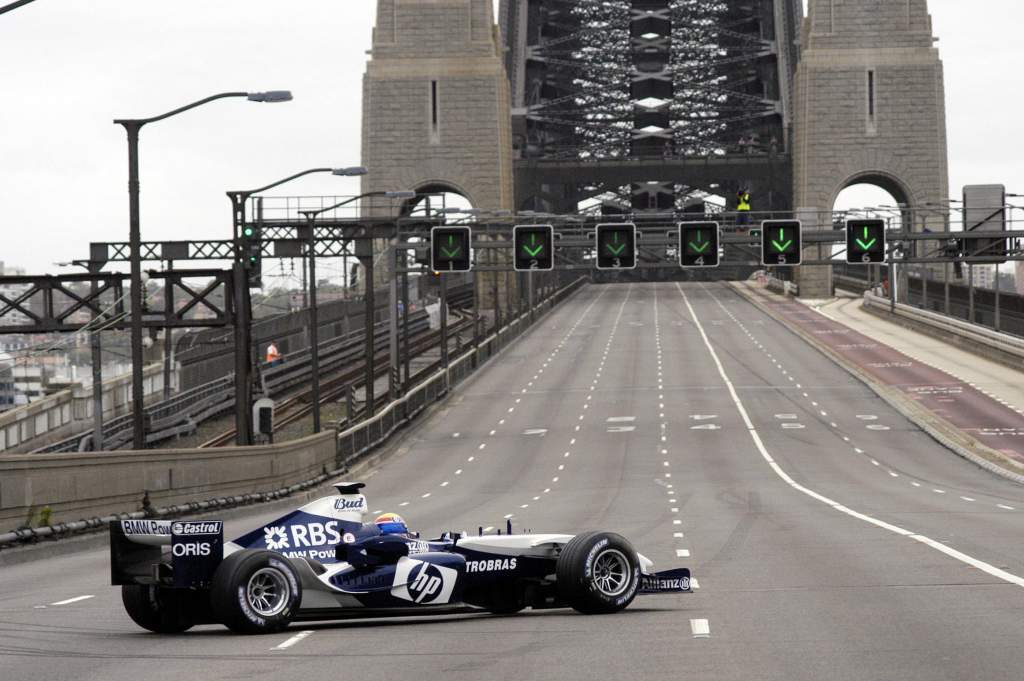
left=430, top=226, right=472, bottom=272
left=513, top=225, right=555, bottom=271
left=679, top=222, right=721, bottom=268
left=845, top=218, right=887, bottom=264
left=761, top=220, right=802, bottom=266
left=595, top=223, right=637, bottom=270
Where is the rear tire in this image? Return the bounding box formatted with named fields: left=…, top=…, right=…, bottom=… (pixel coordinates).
left=121, top=585, right=194, bottom=633
left=210, top=550, right=302, bottom=634
left=556, top=532, right=639, bottom=615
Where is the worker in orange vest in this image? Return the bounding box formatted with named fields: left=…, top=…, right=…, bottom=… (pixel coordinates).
left=266, top=342, right=282, bottom=366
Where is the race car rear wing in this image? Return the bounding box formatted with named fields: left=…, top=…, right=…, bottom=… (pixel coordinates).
left=110, top=519, right=224, bottom=588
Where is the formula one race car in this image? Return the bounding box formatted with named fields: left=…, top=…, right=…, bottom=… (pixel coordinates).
left=110, top=483, right=692, bottom=634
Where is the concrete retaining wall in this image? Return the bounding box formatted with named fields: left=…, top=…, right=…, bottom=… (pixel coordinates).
left=0, top=432, right=337, bottom=528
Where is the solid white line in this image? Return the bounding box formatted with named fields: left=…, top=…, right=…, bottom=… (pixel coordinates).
left=678, top=283, right=1024, bottom=591
left=690, top=618, right=711, bottom=638
left=274, top=630, right=314, bottom=650
left=51, top=595, right=94, bottom=606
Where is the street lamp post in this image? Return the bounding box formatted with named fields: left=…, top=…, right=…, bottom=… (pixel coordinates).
left=227, top=168, right=369, bottom=444
left=114, top=90, right=292, bottom=450
left=300, top=190, right=413, bottom=430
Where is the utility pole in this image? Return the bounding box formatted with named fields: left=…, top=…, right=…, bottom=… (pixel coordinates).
left=88, top=264, right=105, bottom=451
left=163, top=259, right=174, bottom=400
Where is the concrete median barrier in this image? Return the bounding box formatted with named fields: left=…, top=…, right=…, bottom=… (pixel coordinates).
left=0, top=431, right=337, bottom=529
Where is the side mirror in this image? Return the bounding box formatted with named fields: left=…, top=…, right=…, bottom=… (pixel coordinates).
left=342, top=534, right=409, bottom=567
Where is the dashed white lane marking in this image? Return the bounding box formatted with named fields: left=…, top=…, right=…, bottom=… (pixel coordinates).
left=452, top=432, right=460, bottom=438
left=673, top=532, right=685, bottom=538
left=933, top=489, right=946, bottom=494
left=675, top=549, right=691, bottom=558
left=690, top=618, right=711, bottom=638
left=679, top=283, right=1024, bottom=591
left=960, top=496, right=975, bottom=502
left=50, top=595, right=94, bottom=606
left=911, top=481, right=921, bottom=487
left=274, top=630, right=314, bottom=650
left=998, top=504, right=1016, bottom=511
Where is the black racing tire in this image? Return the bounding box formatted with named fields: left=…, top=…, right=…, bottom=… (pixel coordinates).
left=556, top=531, right=640, bottom=615
left=210, top=550, right=302, bottom=634
left=121, top=585, right=195, bottom=634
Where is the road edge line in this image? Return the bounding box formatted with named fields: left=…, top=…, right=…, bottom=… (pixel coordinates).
left=677, top=282, right=1024, bottom=589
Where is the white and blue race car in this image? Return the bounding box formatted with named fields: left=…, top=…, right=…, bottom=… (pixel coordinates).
left=110, top=483, right=693, bottom=634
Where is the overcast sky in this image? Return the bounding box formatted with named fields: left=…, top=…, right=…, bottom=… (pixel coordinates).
left=1, top=1, right=1020, bottom=278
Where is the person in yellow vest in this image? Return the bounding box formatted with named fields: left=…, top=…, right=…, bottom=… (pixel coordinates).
left=266, top=341, right=282, bottom=367
left=736, top=189, right=752, bottom=226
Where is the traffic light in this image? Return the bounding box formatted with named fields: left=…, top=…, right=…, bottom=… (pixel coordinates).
left=845, top=219, right=886, bottom=264
left=595, top=223, right=637, bottom=270
left=240, top=224, right=263, bottom=288
left=761, top=220, right=802, bottom=266
left=430, top=226, right=472, bottom=272
left=513, top=225, right=554, bottom=272
left=679, top=222, right=720, bottom=268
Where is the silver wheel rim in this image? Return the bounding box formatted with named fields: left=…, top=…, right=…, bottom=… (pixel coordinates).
left=246, top=567, right=290, bottom=617
left=591, top=548, right=631, bottom=597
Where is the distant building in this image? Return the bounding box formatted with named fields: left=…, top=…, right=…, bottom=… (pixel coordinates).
left=0, top=351, right=14, bottom=412
left=971, top=264, right=997, bottom=290
left=0, top=261, right=31, bottom=328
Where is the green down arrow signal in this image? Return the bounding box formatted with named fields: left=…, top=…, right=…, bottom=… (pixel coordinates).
left=855, top=226, right=878, bottom=251
left=441, top=234, right=461, bottom=258
left=606, top=232, right=627, bottom=256
left=771, top=228, right=793, bottom=253
left=523, top=234, right=545, bottom=257
left=689, top=231, right=710, bottom=253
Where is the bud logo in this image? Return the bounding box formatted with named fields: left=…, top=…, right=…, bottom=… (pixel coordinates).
left=263, top=521, right=344, bottom=553
left=391, top=558, right=457, bottom=605
left=172, top=521, right=222, bottom=536
left=334, top=496, right=366, bottom=512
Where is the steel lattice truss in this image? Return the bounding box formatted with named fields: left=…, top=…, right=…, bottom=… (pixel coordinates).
left=501, top=0, right=801, bottom=213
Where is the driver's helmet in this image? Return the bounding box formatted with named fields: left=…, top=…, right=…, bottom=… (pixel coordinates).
left=375, top=513, right=409, bottom=536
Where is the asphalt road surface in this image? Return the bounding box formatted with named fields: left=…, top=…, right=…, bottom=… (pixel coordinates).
left=2, top=282, right=1023, bottom=681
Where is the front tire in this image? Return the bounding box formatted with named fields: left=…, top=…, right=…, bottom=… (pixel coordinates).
left=556, top=531, right=640, bottom=615
left=210, top=550, right=302, bottom=634
left=121, top=585, right=194, bottom=633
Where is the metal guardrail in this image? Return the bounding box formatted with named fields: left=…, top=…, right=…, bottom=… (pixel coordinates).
left=30, top=313, right=428, bottom=455
left=863, top=291, right=1024, bottom=360
left=336, top=277, right=586, bottom=464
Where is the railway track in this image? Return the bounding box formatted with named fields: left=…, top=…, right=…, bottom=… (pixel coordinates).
left=199, top=316, right=475, bottom=448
